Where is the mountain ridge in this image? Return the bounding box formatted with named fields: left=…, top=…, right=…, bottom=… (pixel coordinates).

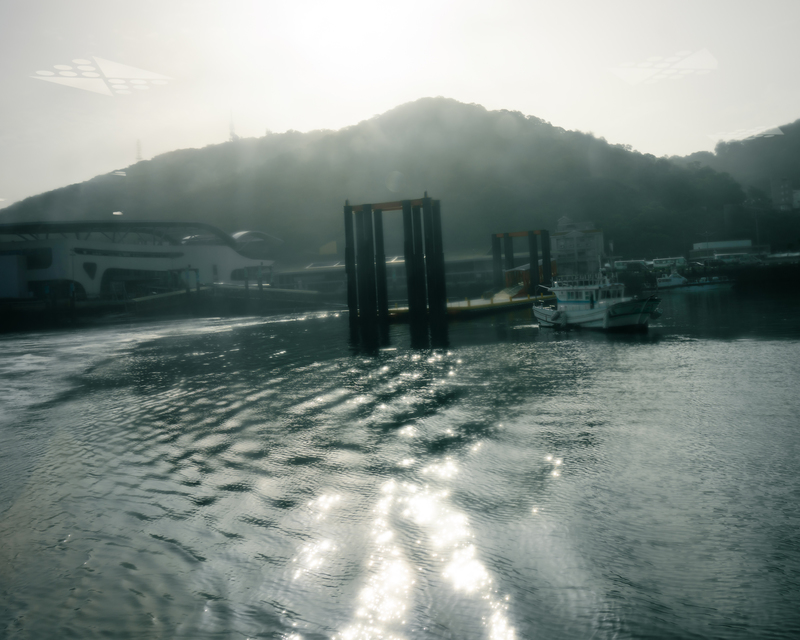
left=3, top=97, right=798, bottom=257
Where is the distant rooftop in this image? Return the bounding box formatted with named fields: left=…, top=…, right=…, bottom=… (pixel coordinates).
left=692, top=239, right=752, bottom=250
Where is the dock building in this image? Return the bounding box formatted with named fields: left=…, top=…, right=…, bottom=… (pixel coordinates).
left=0, top=221, right=275, bottom=301
left=549, top=217, right=605, bottom=275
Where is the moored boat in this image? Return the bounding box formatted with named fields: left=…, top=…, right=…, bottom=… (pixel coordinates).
left=656, top=271, right=733, bottom=291
left=533, top=273, right=661, bottom=331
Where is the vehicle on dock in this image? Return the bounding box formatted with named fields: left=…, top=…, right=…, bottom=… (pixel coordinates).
left=533, top=274, right=661, bottom=331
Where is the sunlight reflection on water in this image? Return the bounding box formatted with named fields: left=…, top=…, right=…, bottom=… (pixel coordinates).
left=2, top=295, right=800, bottom=639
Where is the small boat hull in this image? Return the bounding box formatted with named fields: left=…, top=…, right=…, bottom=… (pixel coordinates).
left=534, top=296, right=660, bottom=332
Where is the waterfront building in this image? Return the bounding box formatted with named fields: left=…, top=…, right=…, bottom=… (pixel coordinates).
left=651, top=256, right=688, bottom=270
left=771, top=177, right=793, bottom=211
left=0, top=221, right=274, bottom=300
left=549, top=217, right=605, bottom=275
left=689, top=239, right=770, bottom=260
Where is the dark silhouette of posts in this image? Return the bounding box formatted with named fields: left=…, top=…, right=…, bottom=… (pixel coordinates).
left=344, top=197, right=448, bottom=349
left=422, top=197, right=447, bottom=345
left=402, top=201, right=426, bottom=346
left=354, top=209, right=367, bottom=335
left=401, top=202, right=419, bottom=338
left=354, top=205, right=379, bottom=348
left=541, top=230, right=552, bottom=286
left=343, top=202, right=358, bottom=339
left=422, top=199, right=437, bottom=318
left=528, top=230, right=540, bottom=294
left=429, top=199, right=448, bottom=345
left=491, top=229, right=552, bottom=293
left=373, top=209, right=389, bottom=343
left=492, top=235, right=503, bottom=290
left=411, top=204, right=427, bottom=328
left=410, top=203, right=429, bottom=347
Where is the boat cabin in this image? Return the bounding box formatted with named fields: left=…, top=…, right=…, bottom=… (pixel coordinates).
left=551, top=275, right=626, bottom=310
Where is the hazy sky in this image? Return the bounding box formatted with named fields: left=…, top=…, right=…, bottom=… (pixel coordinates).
left=1, top=0, right=798, bottom=208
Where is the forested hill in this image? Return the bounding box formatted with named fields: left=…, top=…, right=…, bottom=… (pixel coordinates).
left=674, top=119, right=800, bottom=202
left=0, top=97, right=757, bottom=259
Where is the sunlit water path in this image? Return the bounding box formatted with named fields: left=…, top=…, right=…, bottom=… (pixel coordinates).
left=2, top=293, right=800, bottom=639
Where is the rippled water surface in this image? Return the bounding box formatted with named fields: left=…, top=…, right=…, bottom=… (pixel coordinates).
left=2, top=292, right=800, bottom=639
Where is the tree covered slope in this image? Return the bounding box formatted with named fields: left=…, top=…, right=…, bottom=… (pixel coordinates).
left=4, top=97, right=771, bottom=258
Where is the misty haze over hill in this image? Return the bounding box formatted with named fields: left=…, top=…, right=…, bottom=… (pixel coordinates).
left=2, top=97, right=799, bottom=260
left=675, top=121, right=800, bottom=202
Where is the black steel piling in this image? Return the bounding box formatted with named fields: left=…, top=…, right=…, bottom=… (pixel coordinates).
left=373, top=209, right=390, bottom=344
left=411, top=203, right=429, bottom=348
left=402, top=200, right=425, bottom=345
left=343, top=202, right=359, bottom=340
left=361, top=204, right=379, bottom=348
left=430, top=199, right=448, bottom=346
left=344, top=196, right=447, bottom=350
left=354, top=207, right=379, bottom=348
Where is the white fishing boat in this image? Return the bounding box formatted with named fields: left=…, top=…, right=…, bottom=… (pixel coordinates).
left=533, top=274, right=661, bottom=331
left=656, top=272, right=689, bottom=289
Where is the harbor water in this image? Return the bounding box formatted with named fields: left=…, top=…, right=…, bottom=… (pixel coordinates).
left=2, top=291, right=800, bottom=639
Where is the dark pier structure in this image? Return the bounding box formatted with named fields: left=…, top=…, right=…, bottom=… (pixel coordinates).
left=344, top=196, right=447, bottom=349
left=491, top=229, right=552, bottom=292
